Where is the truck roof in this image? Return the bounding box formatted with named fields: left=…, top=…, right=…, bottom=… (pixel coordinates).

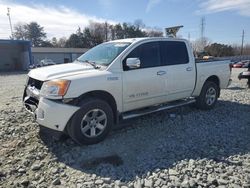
left=109, top=37, right=188, bottom=44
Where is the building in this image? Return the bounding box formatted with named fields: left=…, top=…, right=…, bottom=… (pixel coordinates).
left=0, top=40, right=31, bottom=71
left=31, top=47, right=88, bottom=66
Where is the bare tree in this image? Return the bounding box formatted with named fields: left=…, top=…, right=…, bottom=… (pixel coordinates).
left=13, top=22, right=26, bottom=40
left=145, top=29, right=163, bottom=37
left=192, top=37, right=211, bottom=54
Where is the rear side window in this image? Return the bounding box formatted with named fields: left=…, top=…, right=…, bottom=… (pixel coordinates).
left=160, top=41, right=189, bottom=65
left=123, top=42, right=160, bottom=70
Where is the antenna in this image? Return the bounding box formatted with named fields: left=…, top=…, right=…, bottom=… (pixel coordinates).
left=7, top=7, right=14, bottom=39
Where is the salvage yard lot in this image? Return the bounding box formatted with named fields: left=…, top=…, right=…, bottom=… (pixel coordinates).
left=0, top=69, right=250, bottom=187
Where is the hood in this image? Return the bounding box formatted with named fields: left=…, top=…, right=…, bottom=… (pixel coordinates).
left=28, top=63, right=99, bottom=81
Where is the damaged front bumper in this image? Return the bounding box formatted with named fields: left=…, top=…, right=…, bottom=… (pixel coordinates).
left=23, top=84, right=79, bottom=132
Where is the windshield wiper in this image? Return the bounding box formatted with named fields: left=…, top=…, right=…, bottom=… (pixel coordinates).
left=76, top=59, right=100, bottom=69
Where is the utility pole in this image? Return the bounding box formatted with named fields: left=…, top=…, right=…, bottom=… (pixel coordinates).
left=188, top=32, right=190, bottom=42
left=105, top=22, right=108, bottom=42
left=240, top=29, right=244, bottom=57
left=7, top=7, right=14, bottom=39
left=200, top=17, right=205, bottom=51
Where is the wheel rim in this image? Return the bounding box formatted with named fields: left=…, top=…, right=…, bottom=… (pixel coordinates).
left=205, top=87, right=217, bottom=105
left=80, top=109, right=107, bottom=138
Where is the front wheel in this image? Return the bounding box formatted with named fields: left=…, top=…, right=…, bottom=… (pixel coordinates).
left=67, top=98, right=114, bottom=145
left=195, top=81, right=219, bottom=110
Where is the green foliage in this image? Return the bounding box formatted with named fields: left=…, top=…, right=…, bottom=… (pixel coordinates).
left=65, top=21, right=163, bottom=48
left=13, top=22, right=46, bottom=47
left=13, top=20, right=164, bottom=48
left=204, top=43, right=234, bottom=57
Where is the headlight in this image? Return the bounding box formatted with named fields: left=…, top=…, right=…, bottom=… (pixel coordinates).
left=40, top=80, right=70, bottom=97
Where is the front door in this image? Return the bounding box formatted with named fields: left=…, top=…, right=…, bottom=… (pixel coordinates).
left=122, top=41, right=166, bottom=112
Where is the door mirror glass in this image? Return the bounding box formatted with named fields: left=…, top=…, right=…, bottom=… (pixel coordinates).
left=126, top=58, right=141, bottom=69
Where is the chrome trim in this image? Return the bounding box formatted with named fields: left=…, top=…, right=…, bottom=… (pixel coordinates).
left=126, top=58, right=141, bottom=69
left=122, top=98, right=196, bottom=120
left=26, top=85, right=40, bottom=100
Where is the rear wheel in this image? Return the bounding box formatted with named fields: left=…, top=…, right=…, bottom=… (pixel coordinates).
left=195, top=81, right=219, bottom=110
left=67, top=98, right=114, bottom=145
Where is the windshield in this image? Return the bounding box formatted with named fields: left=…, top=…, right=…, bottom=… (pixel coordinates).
left=76, top=42, right=131, bottom=66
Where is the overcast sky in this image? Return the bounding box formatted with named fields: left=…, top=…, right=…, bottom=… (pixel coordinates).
left=0, top=0, right=249, bottom=44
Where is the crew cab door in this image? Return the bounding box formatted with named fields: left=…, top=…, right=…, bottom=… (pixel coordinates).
left=122, top=41, right=166, bottom=112
left=159, top=41, right=196, bottom=100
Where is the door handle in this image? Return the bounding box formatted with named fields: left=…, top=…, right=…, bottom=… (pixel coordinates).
left=186, top=67, right=193, bottom=71
left=157, top=71, right=166, bottom=75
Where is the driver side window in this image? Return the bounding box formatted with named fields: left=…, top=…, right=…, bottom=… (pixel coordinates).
left=123, top=42, right=160, bottom=71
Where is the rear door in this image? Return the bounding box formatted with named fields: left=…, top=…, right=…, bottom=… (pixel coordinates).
left=159, top=41, right=196, bottom=100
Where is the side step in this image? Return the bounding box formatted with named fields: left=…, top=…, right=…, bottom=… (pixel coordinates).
left=122, top=98, right=196, bottom=120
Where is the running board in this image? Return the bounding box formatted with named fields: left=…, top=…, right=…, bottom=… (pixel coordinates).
left=122, top=98, right=196, bottom=120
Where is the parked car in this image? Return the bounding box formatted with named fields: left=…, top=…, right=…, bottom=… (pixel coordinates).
left=23, top=37, right=232, bottom=145
left=242, top=61, right=250, bottom=68
left=203, top=55, right=214, bottom=60
left=233, top=62, right=244, bottom=68
left=38, top=59, right=56, bottom=67
left=28, top=64, right=36, bottom=69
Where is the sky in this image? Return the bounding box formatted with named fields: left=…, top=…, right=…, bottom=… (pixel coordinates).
left=0, top=0, right=250, bottom=45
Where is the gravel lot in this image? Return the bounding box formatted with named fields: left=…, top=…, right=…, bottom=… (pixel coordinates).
left=0, top=69, right=249, bottom=188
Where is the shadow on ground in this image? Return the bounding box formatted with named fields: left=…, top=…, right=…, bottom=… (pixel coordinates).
left=226, top=86, right=246, bottom=90
left=39, top=100, right=250, bottom=182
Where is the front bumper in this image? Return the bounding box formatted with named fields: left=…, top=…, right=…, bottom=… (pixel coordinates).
left=34, top=97, right=79, bottom=131
left=23, top=87, right=79, bottom=132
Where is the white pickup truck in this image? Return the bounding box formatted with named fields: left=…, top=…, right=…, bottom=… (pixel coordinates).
left=23, top=37, right=231, bottom=144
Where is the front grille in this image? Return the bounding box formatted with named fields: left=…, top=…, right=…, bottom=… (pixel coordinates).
left=27, top=77, right=43, bottom=90
left=23, top=77, right=43, bottom=113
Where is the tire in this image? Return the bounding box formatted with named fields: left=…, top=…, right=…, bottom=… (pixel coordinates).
left=67, top=98, right=114, bottom=145
left=195, top=81, right=219, bottom=110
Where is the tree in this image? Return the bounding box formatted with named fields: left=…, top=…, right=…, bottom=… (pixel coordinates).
left=13, top=22, right=47, bottom=47
left=145, top=29, right=163, bottom=37
left=57, top=37, right=67, bottom=48
left=192, top=37, right=211, bottom=55
left=82, top=28, right=92, bottom=47
left=204, top=43, right=234, bottom=57
left=51, top=37, right=58, bottom=47
left=51, top=37, right=67, bottom=47
left=40, top=40, right=53, bottom=47
left=64, top=19, right=166, bottom=48
left=65, top=34, right=82, bottom=48
left=13, top=23, right=26, bottom=40
left=24, top=22, right=46, bottom=47
left=114, top=23, right=124, bottom=39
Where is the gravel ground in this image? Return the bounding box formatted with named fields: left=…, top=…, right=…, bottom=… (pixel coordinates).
left=0, top=69, right=249, bottom=188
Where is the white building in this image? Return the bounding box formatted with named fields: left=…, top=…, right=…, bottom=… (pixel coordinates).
left=31, top=47, right=89, bottom=66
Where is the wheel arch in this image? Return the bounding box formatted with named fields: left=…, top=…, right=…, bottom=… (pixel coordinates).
left=204, top=75, right=220, bottom=97
left=77, top=90, right=118, bottom=124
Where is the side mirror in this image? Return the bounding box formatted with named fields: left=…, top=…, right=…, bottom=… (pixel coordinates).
left=126, top=58, right=141, bottom=69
